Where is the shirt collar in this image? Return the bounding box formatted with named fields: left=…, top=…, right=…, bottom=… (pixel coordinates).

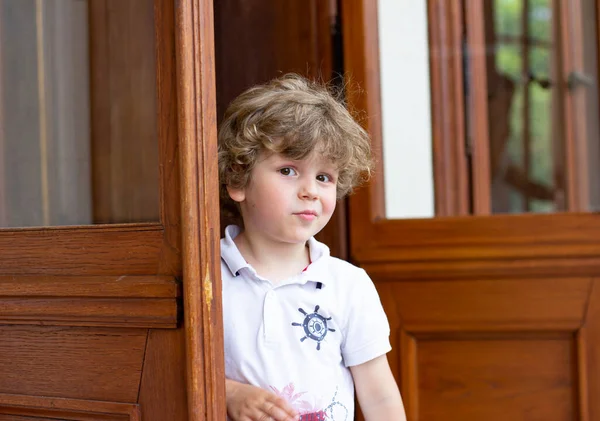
left=220, top=225, right=331, bottom=285
left=221, top=225, right=251, bottom=277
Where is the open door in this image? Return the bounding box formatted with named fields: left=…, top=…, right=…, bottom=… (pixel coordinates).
left=0, top=0, right=225, bottom=420
left=343, top=0, right=600, bottom=420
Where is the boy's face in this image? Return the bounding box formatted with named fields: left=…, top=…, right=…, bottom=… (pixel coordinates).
left=227, top=151, right=338, bottom=245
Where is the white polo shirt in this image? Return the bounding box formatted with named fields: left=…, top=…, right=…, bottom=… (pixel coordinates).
left=221, top=225, right=391, bottom=421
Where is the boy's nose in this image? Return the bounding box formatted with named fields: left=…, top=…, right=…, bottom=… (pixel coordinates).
left=299, top=179, right=318, bottom=200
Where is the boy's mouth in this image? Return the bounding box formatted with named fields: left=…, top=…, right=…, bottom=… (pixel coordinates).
left=294, top=210, right=318, bottom=221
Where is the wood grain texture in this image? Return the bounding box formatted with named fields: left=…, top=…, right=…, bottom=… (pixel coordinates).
left=428, top=0, right=469, bottom=216
left=399, top=331, right=419, bottom=421
left=0, top=326, right=146, bottom=402
left=0, top=224, right=163, bottom=275
left=559, top=0, right=587, bottom=212
left=352, top=213, right=600, bottom=279
left=579, top=278, right=600, bottom=421
left=376, top=278, right=590, bottom=333
left=0, top=393, right=139, bottom=420
left=377, top=277, right=587, bottom=421
left=0, top=275, right=178, bottom=297
left=175, top=0, right=226, bottom=419
left=89, top=0, right=160, bottom=224
left=138, top=328, right=188, bottom=421
left=0, top=297, right=177, bottom=328
left=465, top=0, right=492, bottom=214
left=0, top=3, right=6, bottom=227
left=155, top=0, right=183, bottom=276
left=342, top=0, right=385, bottom=239
left=0, top=416, right=66, bottom=421
left=0, top=276, right=179, bottom=327
left=417, top=338, right=575, bottom=421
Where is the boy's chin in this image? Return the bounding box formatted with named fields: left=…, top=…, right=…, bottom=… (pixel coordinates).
left=284, top=227, right=323, bottom=243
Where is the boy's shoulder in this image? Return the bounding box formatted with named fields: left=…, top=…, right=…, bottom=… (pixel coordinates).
left=311, top=253, right=372, bottom=292
left=321, top=255, right=364, bottom=274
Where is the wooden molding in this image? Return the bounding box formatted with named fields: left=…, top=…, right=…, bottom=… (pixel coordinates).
left=0, top=224, right=163, bottom=275
left=0, top=275, right=179, bottom=328
left=156, top=0, right=183, bottom=276
left=579, top=278, right=600, bottom=421
left=0, top=326, right=147, bottom=402
left=0, top=394, right=140, bottom=420
left=352, top=213, right=600, bottom=279
left=0, top=275, right=179, bottom=297
left=465, top=0, right=492, bottom=214
left=139, top=329, right=189, bottom=421
left=175, top=0, right=226, bottom=419
left=399, top=330, right=419, bottom=421
left=428, top=0, right=469, bottom=216
left=0, top=4, right=5, bottom=227
left=379, top=277, right=589, bottom=333
left=342, top=0, right=385, bottom=239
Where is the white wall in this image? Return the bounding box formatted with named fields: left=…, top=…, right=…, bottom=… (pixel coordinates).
left=378, top=0, right=434, bottom=219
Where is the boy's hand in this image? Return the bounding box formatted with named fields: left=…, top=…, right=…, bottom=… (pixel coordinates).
left=226, top=379, right=299, bottom=421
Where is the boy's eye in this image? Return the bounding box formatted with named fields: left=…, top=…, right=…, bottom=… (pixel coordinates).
left=317, top=174, right=333, bottom=183
left=279, top=167, right=297, bottom=176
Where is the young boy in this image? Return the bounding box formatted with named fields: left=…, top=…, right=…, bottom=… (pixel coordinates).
left=218, top=74, right=406, bottom=421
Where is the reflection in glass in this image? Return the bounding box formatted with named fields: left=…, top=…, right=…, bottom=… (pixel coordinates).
left=0, top=0, right=158, bottom=228
left=487, top=0, right=600, bottom=213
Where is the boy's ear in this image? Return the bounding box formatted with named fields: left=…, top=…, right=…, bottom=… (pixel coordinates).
left=226, top=185, right=245, bottom=203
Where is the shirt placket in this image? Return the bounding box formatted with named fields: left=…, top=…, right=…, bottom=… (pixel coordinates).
left=262, top=288, right=284, bottom=345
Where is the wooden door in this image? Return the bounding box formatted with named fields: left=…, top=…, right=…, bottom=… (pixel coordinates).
left=0, top=0, right=225, bottom=420
left=343, top=0, right=600, bottom=420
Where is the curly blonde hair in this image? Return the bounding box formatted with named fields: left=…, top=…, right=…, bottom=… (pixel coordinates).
left=218, top=74, right=372, bottom=217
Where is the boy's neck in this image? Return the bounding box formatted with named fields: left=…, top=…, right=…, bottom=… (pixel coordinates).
left=233, top=229, right=310, bottom=284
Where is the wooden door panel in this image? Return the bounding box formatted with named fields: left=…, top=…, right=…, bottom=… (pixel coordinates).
left=377, top=278, right=589, bottom=332
left=138, top=329, right=188, bottom=421
left=375, top=277, right=599, bottom=421
left=417, top=338, right=575, bottom=421
left=0, top=394, right=139, bottom=420
left=89, top=0, right=159, bottom=225
left=0, top=326, right=146, bottom=402
left=0, top=327, right=189, bottom=420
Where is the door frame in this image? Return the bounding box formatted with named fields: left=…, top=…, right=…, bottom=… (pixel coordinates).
left=176, top=0, right=225, bottom=418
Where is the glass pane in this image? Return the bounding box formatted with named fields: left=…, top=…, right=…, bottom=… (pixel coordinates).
left=0, top=0, right=158, bottom=228
left=487, top=0, right=600, bottom=214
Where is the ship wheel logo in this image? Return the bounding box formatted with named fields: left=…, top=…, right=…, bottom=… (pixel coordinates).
left=292, top=305, right=335, bottom=350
